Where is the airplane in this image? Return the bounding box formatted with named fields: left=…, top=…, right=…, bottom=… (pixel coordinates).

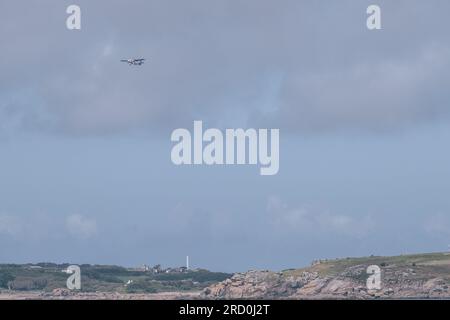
left=120, top=58, right=145, bottom=66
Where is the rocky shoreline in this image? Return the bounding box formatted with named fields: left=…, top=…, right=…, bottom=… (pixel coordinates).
left=203, top=262, right=450, bottom=299
left=0, top=289, right=202, bottom=300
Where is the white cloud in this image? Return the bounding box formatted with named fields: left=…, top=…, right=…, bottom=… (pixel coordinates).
left=0, top=214, right=22, bottom=237
left=267, top=196, right=375, bottom=238
left=66, top=214, right=97, bottom=240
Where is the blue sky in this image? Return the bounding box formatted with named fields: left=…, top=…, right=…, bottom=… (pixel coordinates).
left=1, top=0, right=450, bottom=272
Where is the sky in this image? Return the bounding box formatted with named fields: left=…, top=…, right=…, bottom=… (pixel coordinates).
left=1, top=0, right=450, bottom=272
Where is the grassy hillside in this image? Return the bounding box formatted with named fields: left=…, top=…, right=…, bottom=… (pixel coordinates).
left=284, top=252, right=450, bottom=281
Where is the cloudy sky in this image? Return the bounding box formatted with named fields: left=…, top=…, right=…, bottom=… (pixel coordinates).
left=1, top=0, right=450, bottom=272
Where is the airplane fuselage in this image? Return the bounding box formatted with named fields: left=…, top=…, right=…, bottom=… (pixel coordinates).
left=121, top=58, right=145, bottom=66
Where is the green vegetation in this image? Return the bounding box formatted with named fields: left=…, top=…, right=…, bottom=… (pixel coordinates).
left=0, top=264, right=232, bottom=293
left=0, top=272, right=14, bottom=288
left=283, top=252, right=450, bottom=281
left=123, top=270, right=231, bottom=293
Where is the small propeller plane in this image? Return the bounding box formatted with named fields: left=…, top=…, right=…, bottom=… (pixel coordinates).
left=120, top=58, right=145, bottom=66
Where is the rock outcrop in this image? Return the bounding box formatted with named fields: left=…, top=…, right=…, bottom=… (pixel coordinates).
left=203, top=253, right=450, bottom=299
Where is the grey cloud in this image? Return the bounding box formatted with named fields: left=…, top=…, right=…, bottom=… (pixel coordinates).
left=255, top=43, right=450, bottom=133
left=1, top=0, right=450, bottom=136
